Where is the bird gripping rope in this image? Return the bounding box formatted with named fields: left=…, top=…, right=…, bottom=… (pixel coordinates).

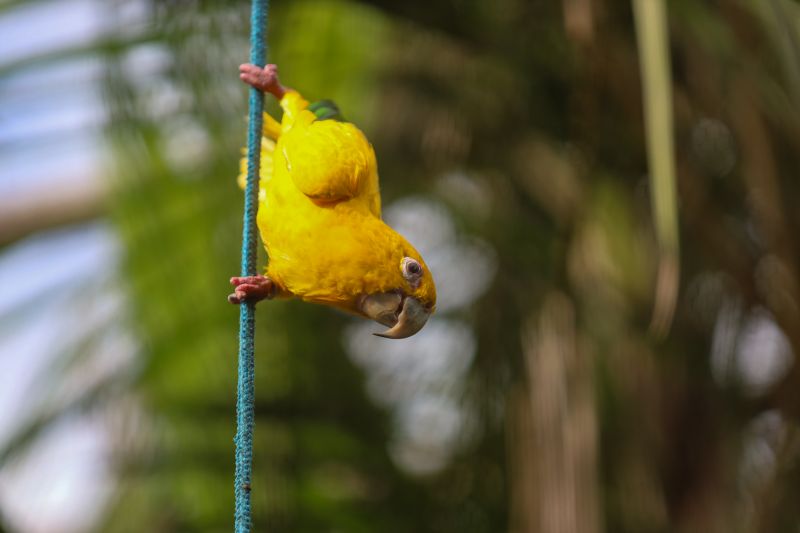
left=235, top=0, right=268, bottom=531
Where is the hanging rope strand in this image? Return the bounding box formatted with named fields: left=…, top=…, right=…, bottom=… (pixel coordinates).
left=235, top=0, right=269, bottom=531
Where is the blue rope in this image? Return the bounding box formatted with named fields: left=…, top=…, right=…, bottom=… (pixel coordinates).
left=235, top=0, right=268, bottom=531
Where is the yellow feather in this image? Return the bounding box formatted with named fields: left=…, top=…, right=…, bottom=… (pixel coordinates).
left=239, top=90, right=436, bottom=317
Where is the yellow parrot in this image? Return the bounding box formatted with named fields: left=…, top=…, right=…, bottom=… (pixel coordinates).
left=229, top=64, right=436, bottom=339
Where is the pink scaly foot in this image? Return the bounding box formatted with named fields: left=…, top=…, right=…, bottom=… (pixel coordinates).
left=228, top=275, right=276, bottom=304
left=239, top=63, right=288, bottom=99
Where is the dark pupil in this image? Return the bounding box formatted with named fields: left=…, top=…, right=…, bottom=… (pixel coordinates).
left=408, top=262, right=421, bottom=274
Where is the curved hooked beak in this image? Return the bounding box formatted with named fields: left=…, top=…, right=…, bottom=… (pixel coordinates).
left=359, top=292, right=431, bottom=339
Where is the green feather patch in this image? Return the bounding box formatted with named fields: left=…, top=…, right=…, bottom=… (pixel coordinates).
left=309, top=99, right=345, bottom=122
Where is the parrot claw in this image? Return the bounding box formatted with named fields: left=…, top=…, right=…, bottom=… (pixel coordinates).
left=228, top=275, right=276, bottom=304
left=239, top=63, right=286, bottom=99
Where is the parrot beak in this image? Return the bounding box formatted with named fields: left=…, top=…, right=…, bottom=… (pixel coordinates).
left=359, top=293, right=431, bottom=339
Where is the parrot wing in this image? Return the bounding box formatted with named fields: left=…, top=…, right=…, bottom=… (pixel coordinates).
left=308, top=100, right=345, bottom=122
left=281, top=116, right=376, bottom=207
left=239, top=93, right=380, bottom=217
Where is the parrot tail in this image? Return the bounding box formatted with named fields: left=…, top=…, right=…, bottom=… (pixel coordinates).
left=237, top=112, right=280, bottom=192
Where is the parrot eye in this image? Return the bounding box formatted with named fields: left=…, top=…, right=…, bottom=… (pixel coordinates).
left=401, top=257, right=423, bottom=281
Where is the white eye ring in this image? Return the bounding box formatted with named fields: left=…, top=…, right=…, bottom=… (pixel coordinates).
left=401, top=257, right=423, bottom=283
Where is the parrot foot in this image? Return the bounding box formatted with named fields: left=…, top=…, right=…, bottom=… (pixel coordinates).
left=239, top=63, right=286, bottom=99
left=228, top=275, right=276, bottom=304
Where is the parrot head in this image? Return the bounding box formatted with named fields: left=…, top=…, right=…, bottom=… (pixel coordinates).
left=358, top=250, right=436, bottom=339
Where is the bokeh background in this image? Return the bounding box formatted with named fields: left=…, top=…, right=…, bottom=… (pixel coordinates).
left=2, top=0, right=800, bottom=531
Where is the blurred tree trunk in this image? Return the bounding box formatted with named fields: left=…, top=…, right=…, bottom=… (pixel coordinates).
left=511, top=292, right=600, bottom=533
